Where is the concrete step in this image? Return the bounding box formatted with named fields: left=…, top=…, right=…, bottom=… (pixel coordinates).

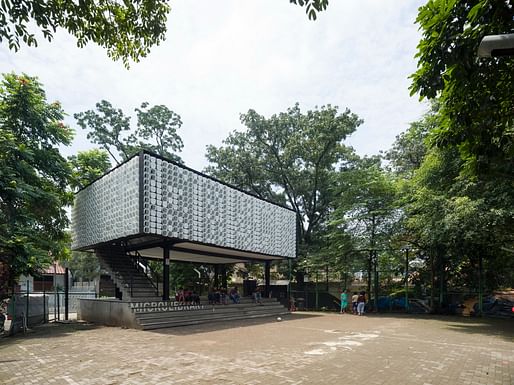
left=199, top=296, right=276, bottom=304
left=140, top=310, right=289, bottom=330
left=134, top=303, right=285, bottom=321
left=126, top=288, right=157, bottom=296
left=117, top=281, right=155, bottom=289
left=129, top=292, right=160, bottom=297
left=133, top=299, right=289, bottom=330
left=133, top=298, right=280, bottom=308
left=121, top=282, right=157, bottom=288
left=128, top=297, right=164, bottom=302
left=111, top=270, right=152, bottom=278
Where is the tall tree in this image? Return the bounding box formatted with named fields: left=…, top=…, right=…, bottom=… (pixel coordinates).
left=134, top=102, right=183, bottom=162
left=0, top=73, right=73, bottom=296
left=75, top=100, right=184, bottom=164
left=410, top=0, right=514, bottom=301
left=330, top=157, right=398, bottom=298
left=206, top=104, right=361, bottom=284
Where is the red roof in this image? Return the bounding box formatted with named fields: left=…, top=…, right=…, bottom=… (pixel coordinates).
left=41, top=261, right=66, bottom=275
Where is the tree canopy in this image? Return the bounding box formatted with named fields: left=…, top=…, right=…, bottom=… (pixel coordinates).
left=1, top=1, right=329, bottom=66
left=408, top=0, right=514, bottom=302
left=0, top=73, right=73, bottom=295
left=68, top=148, right=111, bottom=191
left=206, top=103, right=361, bottom=250
left=0, top=0, right=170, bottom=66
left=411, top=0, right=514, bottom=175
left=75, top=100, right=184, bottom=164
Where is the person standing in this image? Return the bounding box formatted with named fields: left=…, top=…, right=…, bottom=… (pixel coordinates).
left=357, top=291, right=366, bottom=316
left=340, top=290, right=348, bottom=314
left=229, top=286, right=240, bottom=304
left=253, top=286, right=263, bottom=304
left=352, top=292, right=359, bottom=314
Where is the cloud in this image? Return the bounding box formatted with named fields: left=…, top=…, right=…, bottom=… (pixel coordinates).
left=0, top=0, right=427, bottom=170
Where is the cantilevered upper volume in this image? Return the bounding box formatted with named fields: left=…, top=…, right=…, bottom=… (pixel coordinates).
left=71, top=151, right=297, bottom=263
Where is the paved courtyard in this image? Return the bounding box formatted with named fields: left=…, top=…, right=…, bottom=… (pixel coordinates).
left=1, top=312, right=513, bottom=385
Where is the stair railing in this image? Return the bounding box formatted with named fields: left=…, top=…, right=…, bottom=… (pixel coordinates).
left=129, top=251, right=159, bottom=297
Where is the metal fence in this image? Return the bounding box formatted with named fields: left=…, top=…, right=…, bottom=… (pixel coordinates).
left=2, top=288, right=96, bottom=336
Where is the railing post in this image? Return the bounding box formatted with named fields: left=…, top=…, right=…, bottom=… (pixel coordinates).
left=56, top=289, right=60, bottom=321
left=43, top=284, right=46, bottom=323
left=64, top=267, right=69, bottom=321
left=26, top=280, right=29, bottom=327
left=405, top=248, right=409, bottom=313
left=288, top=258, right=292, bottom=309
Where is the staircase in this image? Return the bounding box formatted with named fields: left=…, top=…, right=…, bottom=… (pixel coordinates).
left=96, top=247, right=160, bottom=301
left=131, top=297, right=289, bottom=330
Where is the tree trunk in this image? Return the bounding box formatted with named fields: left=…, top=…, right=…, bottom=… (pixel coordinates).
left=325, top=264, right=329, bottom=292
left=430, top=251, right=435, bottom=311
left=438, top=249, right=446, bottom=313
left=367, top=251, right=372, bottom=299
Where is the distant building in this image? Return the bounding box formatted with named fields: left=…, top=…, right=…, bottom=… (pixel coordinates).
left=18, top=261, right=68, bottom=292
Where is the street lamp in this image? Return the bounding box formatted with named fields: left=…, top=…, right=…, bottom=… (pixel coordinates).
left=478, top=33, right=514, bottom=58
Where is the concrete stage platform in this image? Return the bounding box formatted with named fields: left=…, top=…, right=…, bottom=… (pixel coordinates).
left=79, top=297, right=289, bottom=330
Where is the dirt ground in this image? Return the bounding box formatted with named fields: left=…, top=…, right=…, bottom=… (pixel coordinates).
left=1, top=312, right=513, bottom=385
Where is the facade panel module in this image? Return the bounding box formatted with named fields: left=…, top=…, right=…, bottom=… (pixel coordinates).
left=141, top=154, right=296, bottom=258
left=72, top=152, right=297, bottom=259
left=71, top=156, right=140, bottom=250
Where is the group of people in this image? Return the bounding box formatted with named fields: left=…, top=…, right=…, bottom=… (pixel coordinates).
left=175, top=288, right=201, bottom=305
left=175, top=285, right=265, bottom=306
left=340, top=290, right=367, bottom=315
left=208, top=286, right=241, bottom=305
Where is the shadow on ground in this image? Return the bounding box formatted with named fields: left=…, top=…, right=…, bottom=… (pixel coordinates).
left=0, top=321, right=99, bottom=347
left=147, top=312, right=321, bottom=336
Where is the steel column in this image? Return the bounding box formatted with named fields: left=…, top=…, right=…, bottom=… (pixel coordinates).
left=163, top=245, right=170, bottom=301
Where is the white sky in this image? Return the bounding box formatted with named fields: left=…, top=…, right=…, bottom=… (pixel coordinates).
left=0, top=0, right=428, bottom=171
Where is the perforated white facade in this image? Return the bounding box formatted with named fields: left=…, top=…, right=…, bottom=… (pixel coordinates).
left=71, top=156, right=140, bottom=250
left=72, top=152, right=296, bottom=259
left=142, top=154, right=296, bottom=258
